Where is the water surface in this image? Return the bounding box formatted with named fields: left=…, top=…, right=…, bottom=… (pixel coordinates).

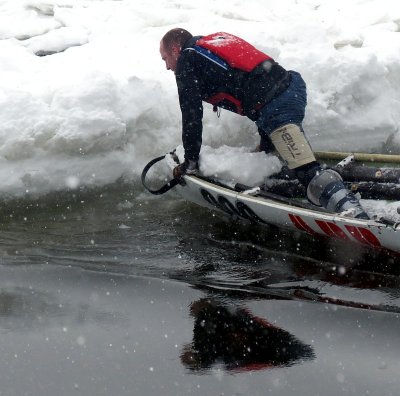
left=0, top=183, right=399, bottom=396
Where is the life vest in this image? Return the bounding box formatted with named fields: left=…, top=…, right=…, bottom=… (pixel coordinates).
left=189, top=32, right=282, bottom=116
left=195, top=32, right=272, bottom=72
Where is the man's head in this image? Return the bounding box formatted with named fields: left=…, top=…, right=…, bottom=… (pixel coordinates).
left=160, top=28, right=193, bottom=73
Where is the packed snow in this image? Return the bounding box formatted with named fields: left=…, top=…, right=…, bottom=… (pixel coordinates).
left=0, top=0, right=400, bottom=203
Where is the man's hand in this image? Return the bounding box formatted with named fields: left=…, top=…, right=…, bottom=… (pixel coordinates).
left=173, top=159, right=199, bottom=179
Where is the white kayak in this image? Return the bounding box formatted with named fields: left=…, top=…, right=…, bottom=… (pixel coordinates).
left=175, top=174, right=400, bottom=256
left=142, top=152, right=400, bottom=256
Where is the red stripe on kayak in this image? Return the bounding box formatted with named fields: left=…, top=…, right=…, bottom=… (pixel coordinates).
left=288, top=214, right=317, bottom=235
left=345, top=225, right=381, bottom=247
left=315, top=220, right=349, bottom=240
left=344, top=226, right=368, bottom=245
left=358, top=228, right=381, bottom=247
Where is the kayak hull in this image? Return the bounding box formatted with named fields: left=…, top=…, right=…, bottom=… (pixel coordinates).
left=177, top=175, right=400, bottom=255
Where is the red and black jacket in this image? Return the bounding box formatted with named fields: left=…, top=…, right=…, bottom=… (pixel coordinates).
left=175, top=32, right=290, bottom=161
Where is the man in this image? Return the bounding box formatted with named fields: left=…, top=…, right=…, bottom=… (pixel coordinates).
left=160, top=28, right=368, bottom=219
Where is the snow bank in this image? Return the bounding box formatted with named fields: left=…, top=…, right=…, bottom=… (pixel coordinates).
left=0, top=0, right=399, bottom=197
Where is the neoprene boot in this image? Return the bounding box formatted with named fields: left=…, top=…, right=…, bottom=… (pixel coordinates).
left=306, top=169, right=369, bottom=219
left=268, top=123, right=369, bottom=219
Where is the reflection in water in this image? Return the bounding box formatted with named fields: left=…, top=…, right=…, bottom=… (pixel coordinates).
left=181, top=298, right=315, bottom=372
left=172, top=213, right=400, bottom=313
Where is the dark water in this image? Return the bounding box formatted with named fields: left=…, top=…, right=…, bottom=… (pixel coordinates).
left=0, top=183, right=399, bottom=396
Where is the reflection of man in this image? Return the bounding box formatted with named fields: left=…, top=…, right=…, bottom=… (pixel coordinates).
left=181, top=298, right=314, bottom=371
left=160, top=28, right=368, bottom=219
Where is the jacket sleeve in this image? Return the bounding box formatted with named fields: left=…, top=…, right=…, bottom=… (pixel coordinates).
left=176, top=52, right=203, bottom=162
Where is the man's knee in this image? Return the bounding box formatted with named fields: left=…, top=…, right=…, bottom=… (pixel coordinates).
left=269, top=124, right=316, bottom=169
